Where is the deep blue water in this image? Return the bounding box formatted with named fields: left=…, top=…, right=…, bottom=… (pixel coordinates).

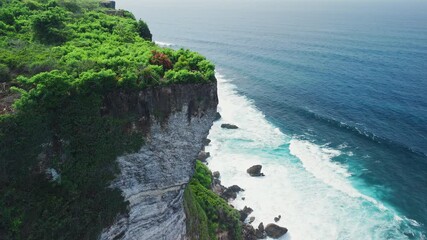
left=119, top=0, right=427, bottom=238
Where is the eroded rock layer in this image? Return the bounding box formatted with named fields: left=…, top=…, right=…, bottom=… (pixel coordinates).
left=101, top=83, right=218, bottom=240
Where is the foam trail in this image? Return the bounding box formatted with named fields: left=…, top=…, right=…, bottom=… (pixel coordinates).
left=205, top=73, right=422, bottom=240
left=289, top=139, right=387, bottom=211
left=155, top=41, right=174, bottom=47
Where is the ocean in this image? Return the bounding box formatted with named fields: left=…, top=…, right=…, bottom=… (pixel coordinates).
left=117, top=0, right=427, bottom=239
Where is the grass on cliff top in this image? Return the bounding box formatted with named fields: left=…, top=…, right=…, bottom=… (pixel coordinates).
left=0, top=0, right=215, bottom=87
left=184, top=160, right=242, bottom=240
left=0, top=0, right=215, bottom=239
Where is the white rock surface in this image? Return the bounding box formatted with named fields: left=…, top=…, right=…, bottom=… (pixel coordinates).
left=101, top=83, right=217, bottom=240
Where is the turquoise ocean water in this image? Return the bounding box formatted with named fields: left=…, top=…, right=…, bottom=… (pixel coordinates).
left=118, top=1, right=427, bottom=239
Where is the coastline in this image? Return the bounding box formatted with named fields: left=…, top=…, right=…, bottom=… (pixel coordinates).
left=202, top=74, right=423, bottom=239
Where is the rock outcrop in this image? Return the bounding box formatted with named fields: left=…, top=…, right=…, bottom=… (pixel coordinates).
left=197, top=150, right=210, bottom=162
left=265, top=223, right=288, bottom=238
left=239, top=206, right=253, bottom=221
left=100, top=0, right=116, bottom=9
left=222, top=185, right=243, bottom=200
left=221, top=123, right=238, bottom=129
left=214, top=112, right=221, bottom=121
left=255, top=222, right=267, bottom=239
left=247, top=165, right=265, bottom=177
left=100, top=83, right=218, bottom=240
left=242, top=224, right=257, bottom=240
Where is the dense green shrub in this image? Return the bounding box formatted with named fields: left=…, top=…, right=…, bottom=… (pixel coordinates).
left=0, top=0, right=215, bottom=85
left=0, top=63, right=10, bottom=82
left=1, top=69, right=144, bottom=239
left=184, top=161, right=242, bottom=240
left=136, top=19, right=152, bottom=41
left=31, top=7, right=69, bottom=44
left=184, top=186, right=211, bottom=240
left=194, top=160, right=212, bottom=188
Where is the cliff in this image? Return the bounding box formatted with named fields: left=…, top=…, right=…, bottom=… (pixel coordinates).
left=0, top=1, right=218, bottom=239
left=101, top=83, right=218, bottom=239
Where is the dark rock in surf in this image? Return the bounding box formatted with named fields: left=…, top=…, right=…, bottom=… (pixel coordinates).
left=212, top=171, right=220, bottom=179
left=203, top=138, right=211, bottom=146
left=255, top=222, right=266, bottom=239
left=247, top=165, right=264, bottom=177
left=265, top=223, right=288, bottom=238
left=214, top=112, right=222, bottom=121
left=242, top=224, right=257, bottom=240
left=221, top=123, right=238, bottom=129
left=222, top=185, right=243, bottom=200
left=239, top=206, right=253, bottom=221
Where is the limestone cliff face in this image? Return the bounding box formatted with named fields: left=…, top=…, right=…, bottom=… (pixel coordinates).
left=100, top=83, right=218, bottom=240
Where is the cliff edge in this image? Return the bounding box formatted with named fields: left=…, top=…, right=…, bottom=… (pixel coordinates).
left=101, top=83, right=218, bottom=239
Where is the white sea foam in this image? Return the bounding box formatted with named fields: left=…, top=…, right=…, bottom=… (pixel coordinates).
left=205, top=73, right=417, bottom=239
left=289, top=139, right=388, bottom=211
left=155, top=41, right=174, bottom=47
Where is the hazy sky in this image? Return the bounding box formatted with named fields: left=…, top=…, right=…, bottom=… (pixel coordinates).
left=116, top=0, right=427, bottom=16
left=116, top=0, right=427, bottom=24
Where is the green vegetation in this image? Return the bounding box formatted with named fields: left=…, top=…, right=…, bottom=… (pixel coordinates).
left=0, top=0, right=215, bottom=239
left=184, top=161, right=242, bottom=240
left=0, top=0, right=215, bottom=85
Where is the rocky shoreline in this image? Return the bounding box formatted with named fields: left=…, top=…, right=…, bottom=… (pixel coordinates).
left=199, top=121, right=288, bottom=239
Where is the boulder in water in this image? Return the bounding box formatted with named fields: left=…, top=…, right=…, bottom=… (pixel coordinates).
left=265, top=223, right=288, bottom=238
left=221, top=123, right=238, bottom=129
left=222, top=185, right=243, bottom=200
left=247, top=165, right=264, bottom=177
left=239, top=206, right=253, bottom=221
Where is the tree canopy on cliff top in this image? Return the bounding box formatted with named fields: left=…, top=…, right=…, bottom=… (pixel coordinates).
left=0, top=0, right=216, bottom=239
left=0, top=0, right=215, bottom=86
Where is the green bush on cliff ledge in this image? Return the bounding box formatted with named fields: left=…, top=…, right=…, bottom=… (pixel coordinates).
left=0, top=0, right=215, bottom=239
left=184, top=161, right=242, bottom=240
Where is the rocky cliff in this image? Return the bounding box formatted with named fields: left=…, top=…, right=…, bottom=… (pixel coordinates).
left=100, top=83, right=218, bottom=240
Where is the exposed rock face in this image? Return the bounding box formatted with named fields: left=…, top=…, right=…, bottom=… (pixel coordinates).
left=100, top=83, right=218, bottom=240
left=256, top=222, right=266, bottom=239
left=197, top=150, right=210, bottom=162
left=212, top=178, right=227, bottom=196
left=242, top=224, right=257, bottom=240
left=212, top=171, right=220, bottom=179
left=203, top=138, right=211, bottom=146
left=239, top=206, right=253, bottom=221
left=265, top=223, right=288, bottom=238
left=100, top=0, right=116, bottom=9
left=214, top=112, right=221, bottom=121
left=222, top=184, right=243, bottom=200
